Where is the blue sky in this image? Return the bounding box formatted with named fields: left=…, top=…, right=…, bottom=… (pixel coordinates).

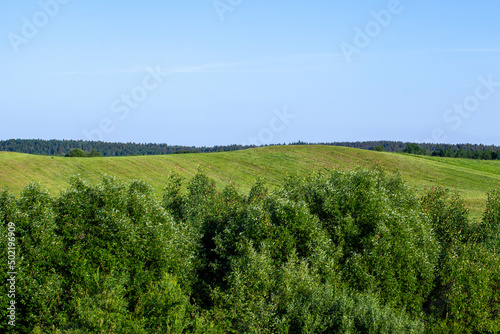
left=1, top=0, right=500, bottom=146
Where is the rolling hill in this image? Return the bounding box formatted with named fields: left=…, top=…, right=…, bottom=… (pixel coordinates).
left=1, top=145, right=500, bottom=217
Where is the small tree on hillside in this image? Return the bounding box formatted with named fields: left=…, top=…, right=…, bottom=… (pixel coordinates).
left=65, top=148, right=102, bottom=157
left=403, top=143, right=425, bottom=155
left=65, top=148, right=86, bottom=157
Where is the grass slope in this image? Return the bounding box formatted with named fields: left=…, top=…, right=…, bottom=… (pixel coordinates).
left=1, top=145, right=500, bottom=217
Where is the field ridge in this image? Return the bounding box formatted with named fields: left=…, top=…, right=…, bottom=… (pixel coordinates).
left=1, top=145, right=500, bottom=216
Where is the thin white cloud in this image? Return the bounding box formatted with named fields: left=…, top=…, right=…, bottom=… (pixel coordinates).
left=192, top=67, right=337, bottom=74
left=166, top=63, right=240, bottom=73
left=40, top=63, right=239, bottom=76
left=442, top=48, right=500, bottom=53
left=45, top=67, right=146, bottom=76
left=204, top=53, right=344, bottom=73
left=37, top=53, right=343, bottom=77
left=279, top=52, right=345, bottom=61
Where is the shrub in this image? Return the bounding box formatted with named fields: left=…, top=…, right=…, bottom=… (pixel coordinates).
left=420, top=187, right=473, bottom=248
left=317, top=170, right=438, bottom=315
left=65, top=148, right=103, bottom=157
left=430, top=242, right=500, bottom=333
left=135, top=272, right=192, bottom=333
left=481, top=186, right=500, bottom=254
left=1, top=183, right=66, bottom=331
left=2, top=169, right=500, bottom=332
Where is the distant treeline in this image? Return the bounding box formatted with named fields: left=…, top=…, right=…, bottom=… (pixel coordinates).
left=291, top=140, right=500, bottom=156
left=1, top=139, right=500, bottom=159
left=292, top=140, right=500, bottom=160
left=402, top=143, right=500, bottom=160
left=0, top=139, right=254, bottom=157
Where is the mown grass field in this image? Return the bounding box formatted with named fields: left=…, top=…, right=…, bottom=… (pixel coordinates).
left=1, top=145, right=500, bottom=218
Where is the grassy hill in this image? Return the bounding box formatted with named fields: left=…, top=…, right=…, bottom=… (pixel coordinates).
left=1, top=145, right=500, bottom=217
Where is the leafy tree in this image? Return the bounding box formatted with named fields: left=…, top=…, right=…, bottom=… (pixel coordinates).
left=444, top=148, right=454, bottom=157
left=65, top=148, right=103, bottom=157
left=403, top=143, right=425, bottom=155
left=162, top=171, right=185, bottom=221
left=88, top=148, right=103, bottom=157
left=480, top=186, right=500, bottom=254
left=65, top=148, right=86, bottom=157
left=2, top=169, right=500, bottom=332
left=483, top=149, right=493, bottom=160
left=420, top=187, right=473, bottom=248
left=456, top=148, right=467, bottom=159
left=421, top=187, right=500, bottom=332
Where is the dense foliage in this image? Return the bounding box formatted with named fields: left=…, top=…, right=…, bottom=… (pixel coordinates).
left=1, top=169, right=500, bottom=333
left=292, top=140, right=500, bottom=159
left=65, top=148, right=103, bottom=157
left=403, top=143, right=500, bottom=160
left=2, top=139, right=500, bottom=159
left=0, top=139, right=252, bottom=157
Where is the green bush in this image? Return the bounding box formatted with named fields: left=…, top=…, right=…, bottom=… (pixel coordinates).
left=162, top=171, right=185, bottom=222
left=420, top=187, right=473, bottom=247
left=2, top=169, right=500, bottom=332
left=65, top=148, right=103, bottom=157
left=287, top=170, right=439, bottom=315
left=0, top=183, right=66, bottom=332
left=135, top=272, right=192, bottom=333
left=420, top=187, right=500, bottom=333
left=215, top=242, right=423, bottom=334
left=481, top=186, right=500, bottom=254
left=428, top=242, right=500, bottom=333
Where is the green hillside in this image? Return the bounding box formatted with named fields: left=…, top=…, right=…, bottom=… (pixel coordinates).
left=1, top=145, right=500, bottom=217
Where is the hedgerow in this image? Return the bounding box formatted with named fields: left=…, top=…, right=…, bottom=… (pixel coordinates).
left=0, top=168, right=499, bottom=333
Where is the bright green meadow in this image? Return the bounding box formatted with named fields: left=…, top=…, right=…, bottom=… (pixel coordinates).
left=1, top=145, right=500, bottom=217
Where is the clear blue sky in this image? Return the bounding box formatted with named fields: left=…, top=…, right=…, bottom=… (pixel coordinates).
left=1, top=0, right=499, bottom=146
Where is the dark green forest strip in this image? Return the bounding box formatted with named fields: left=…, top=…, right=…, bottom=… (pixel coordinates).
left=1, top=138, right=500, bottom=157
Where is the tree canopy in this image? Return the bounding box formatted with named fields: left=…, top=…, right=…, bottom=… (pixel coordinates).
left=1, top=169, right=499, bottom=333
